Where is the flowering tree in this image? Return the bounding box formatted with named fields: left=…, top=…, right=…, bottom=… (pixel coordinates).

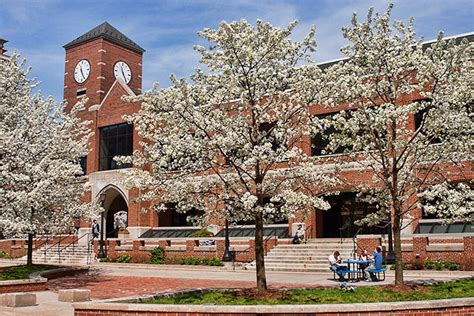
left=0, top=54, right=97, bottom=265
left=318, top=5, right=473, bottom=284
left=419, top=182, right=473, bottom=223
left=120, top=20, right=337, bottom=290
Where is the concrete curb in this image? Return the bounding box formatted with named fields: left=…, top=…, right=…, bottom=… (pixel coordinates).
left=74, top=297, right=474, bottom=313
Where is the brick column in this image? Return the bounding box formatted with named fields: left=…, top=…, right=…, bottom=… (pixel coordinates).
left=463, top=236, right=473, bottom=270
left=413, top=236, right=427, bottom=263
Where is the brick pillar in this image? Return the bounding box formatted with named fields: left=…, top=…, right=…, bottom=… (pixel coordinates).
left=463, top=236, right=473, bottom=270
left=185, top=240, right=195, bottom=252
left=132, top=240, right=141, bottom=251
left=413, top=236, right=427, bottom=263
left=216, top=239, right=225, bottom=258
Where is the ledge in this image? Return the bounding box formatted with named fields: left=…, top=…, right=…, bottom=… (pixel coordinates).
left=426, top=243, right=464, bottom=252
left=74, top=297, right=474, bottom=313
left=165, top=245, right=186, bottom=251
left=193, top=246, right=217, bottom=252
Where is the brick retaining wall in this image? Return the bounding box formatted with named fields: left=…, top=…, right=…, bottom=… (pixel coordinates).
left=101, top=237, right=282, bottom=263
left=73, top=297, right=474, bottom=316
left=0, top=279, right=47, bottom=294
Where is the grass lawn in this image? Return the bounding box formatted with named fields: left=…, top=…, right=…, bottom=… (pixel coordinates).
left=0, top=265, right=60, bottom=280
left=144, top=279, right=474, bottom=305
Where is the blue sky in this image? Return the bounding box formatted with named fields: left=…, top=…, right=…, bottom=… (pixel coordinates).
left=1, top=0, right=473, bottom=102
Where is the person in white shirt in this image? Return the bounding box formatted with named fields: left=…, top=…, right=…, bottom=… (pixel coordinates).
left=328, top=250, right=349, bottom=281
left=292, top=224, right=305, bottom=244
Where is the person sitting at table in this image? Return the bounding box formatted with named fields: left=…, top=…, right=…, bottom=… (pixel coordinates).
left=328, top=250, right=349, bottom=281
left=358, top=249, right=370, bottom=270
left=364, top=246, right=383, bottom=281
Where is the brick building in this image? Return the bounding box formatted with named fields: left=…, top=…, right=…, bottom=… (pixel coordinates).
left=63, top=22, right=473, bottom=246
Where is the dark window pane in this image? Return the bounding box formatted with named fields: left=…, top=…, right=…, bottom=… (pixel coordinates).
left=99, top=123, right=133, bottom=171
left=311, top=114, right=346, bottom=156
left=79, top=156, right=87, bottom=175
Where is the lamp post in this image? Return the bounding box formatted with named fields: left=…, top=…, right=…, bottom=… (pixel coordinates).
left=222, top=219, right=232, bottom=262
left=97, top=192, right=107, bottom=259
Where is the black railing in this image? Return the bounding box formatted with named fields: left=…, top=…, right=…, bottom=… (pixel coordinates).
left=35, top=231, right=94, bottom=265
left=351, top=228, right=363, bottom=259
left=42, top=231, right=75, bottom=263
left=56, top=232, right=93, bottom=264
left=304, top=224, right=312, bottom=243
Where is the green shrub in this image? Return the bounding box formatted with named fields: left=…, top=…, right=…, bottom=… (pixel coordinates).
left=190, top=229, right=214, bottom=238
left=390, top=263, right=406, bottom=270
left=0, top=251, right=11, bottom=259
left=443, top=261, right=460, bottom=271
left=99, top=257, right=110, bottom=263
left=434, top=261, right=443, bottom=271
left=208, top=258, right=224, bottom=266
left=150, top=246, right=166, bottom=264
left=187, top=257, right=202, bottom=265
left=424, top=259, right=434, bottom=270
left=116, top=254, right=132, bottom=263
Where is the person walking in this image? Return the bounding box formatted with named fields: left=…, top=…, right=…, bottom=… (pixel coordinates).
left=91, top=219, right=100, bottom=239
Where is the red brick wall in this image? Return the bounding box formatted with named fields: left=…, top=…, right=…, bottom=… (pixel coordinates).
left=357, top=236, right=474, bottom=270
left=99, top=238, right=277, bottom=263
left=0, top=281, right=47, bottom=293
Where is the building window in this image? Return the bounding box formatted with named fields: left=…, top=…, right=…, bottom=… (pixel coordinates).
left=79, top=156, right=87, bottom=175
left=159, top=203, right=204, bottom=227
left=259, top=121, right=278, bottom=151
left=311, top=114, right=346, bottom=156
left=99, top=123, right=133, bottom=171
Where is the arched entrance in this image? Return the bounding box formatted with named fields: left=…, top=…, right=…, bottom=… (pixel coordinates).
left=97, top=186, right=128, bottom=238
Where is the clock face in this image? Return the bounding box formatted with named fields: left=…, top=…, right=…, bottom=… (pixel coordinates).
left=114, top=61, right=132, bottom=84
left=74, top=59, right=90, bottom=84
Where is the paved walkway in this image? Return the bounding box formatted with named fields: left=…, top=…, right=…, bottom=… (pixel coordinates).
left=1, top=263, right=472, bottom=316
left=0, top=291, right=73, bottom=316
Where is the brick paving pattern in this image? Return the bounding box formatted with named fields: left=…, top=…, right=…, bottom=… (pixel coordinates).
left=47, top=271, right=312, bottom=299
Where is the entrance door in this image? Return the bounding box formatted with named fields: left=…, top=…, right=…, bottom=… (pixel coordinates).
left=103, top=191, right=128, bottom=238
left=320, top=193, right=383, bottom=238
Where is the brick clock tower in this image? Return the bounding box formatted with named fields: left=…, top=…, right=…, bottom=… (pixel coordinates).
left=64, top=22, right=155, bottom=239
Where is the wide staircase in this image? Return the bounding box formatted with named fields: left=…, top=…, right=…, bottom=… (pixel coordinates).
left=18, top=244, right=95, bottom=266
left=246, top=238, right=354, bottom=272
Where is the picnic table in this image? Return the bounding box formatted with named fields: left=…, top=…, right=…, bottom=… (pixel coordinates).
left=344, top=259, right=372, bottom=281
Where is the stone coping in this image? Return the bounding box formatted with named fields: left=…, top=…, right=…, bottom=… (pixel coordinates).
left=74, top=297, right=474, bottom=313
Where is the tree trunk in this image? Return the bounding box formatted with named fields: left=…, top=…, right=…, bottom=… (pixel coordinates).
left=392, top=214, right=404, bottom=285
left=27, top=233, right=34, bottom=266
left=254, top=212, right=267, bottom=291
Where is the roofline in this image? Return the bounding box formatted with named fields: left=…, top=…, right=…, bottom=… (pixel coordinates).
left=63, top=35, right=145, bottom=54
left=317, top=31, right=474, bottom=68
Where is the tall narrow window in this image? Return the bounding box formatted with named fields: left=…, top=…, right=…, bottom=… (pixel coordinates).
left=259, top=121, right=278, bottom=151
left=79, top=156, right=87, bottom=175
left=99, top=123, right=133, bottom=171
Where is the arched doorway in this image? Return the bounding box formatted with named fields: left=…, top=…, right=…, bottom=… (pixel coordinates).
left=97, top=186, right=128, bottom=238
left=106, top=194, right=128, bottom=238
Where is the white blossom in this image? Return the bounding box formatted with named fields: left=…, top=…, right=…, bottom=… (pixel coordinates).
left=316, top=4, right=473, bottom=284
left=0, top=54, right=100, bottom=263
left=118, top=20, right=337, bottom=290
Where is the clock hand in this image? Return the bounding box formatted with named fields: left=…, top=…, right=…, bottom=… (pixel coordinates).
left=120, top=66, right=126, bottom=81
left=80, top=66, right=85, bottom=80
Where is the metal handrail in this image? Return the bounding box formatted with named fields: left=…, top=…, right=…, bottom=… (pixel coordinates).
left=56, top=232, right=92, bottom=264
left=304, top=224, right=312, bottom=243
left=41, top=231, right=75, bottom=263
